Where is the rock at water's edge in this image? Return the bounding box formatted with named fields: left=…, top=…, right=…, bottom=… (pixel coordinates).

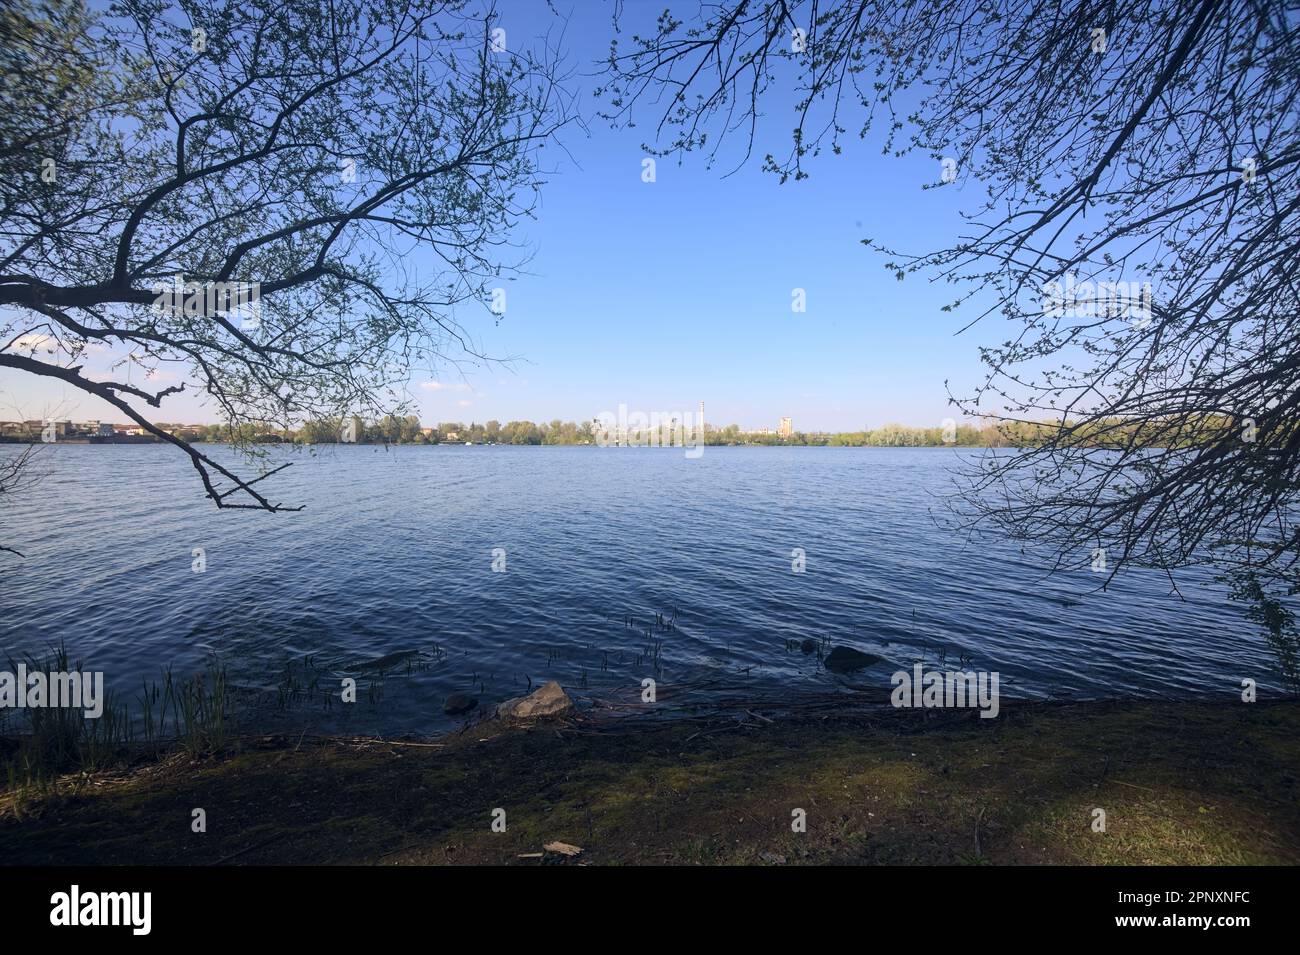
left=497, top=680, right=573, bottom=720
left=823, top=646, right=881, bottom=673
left=443, top=693, right=478, bottom=715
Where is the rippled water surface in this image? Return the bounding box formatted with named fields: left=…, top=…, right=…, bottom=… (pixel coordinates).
left=0, top=444, right=1280, bottom=734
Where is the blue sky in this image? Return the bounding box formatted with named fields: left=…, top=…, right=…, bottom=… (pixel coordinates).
left=2, top=0, right=1002, bottom=432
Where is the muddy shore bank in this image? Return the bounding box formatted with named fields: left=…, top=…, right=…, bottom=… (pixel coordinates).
left=2, top=699, right=1297, bottom=865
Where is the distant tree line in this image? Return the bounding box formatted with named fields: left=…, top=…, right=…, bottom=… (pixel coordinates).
left=179, top=416, right=1250, bottom=449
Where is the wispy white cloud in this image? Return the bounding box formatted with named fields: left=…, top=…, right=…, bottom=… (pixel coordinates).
left=9, top=333, right=52, bottom=350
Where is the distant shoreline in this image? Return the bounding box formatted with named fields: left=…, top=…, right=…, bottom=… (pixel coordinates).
left=0, top=418, right=1055, bottom=448
left=1, top=437, right=996, bottom=448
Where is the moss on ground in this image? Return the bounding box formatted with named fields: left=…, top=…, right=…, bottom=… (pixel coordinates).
left=1, top=699, right=1297, bottom=865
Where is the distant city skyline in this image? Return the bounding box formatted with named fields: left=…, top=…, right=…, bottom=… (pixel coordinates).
left=1, top=409, right=963, bottom=436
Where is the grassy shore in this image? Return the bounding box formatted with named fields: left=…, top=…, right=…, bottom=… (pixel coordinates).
left=2, top=699, right=1298, bottom=865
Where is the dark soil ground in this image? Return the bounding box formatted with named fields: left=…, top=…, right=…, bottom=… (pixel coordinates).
left=3, top=699, right=1298, bottom=865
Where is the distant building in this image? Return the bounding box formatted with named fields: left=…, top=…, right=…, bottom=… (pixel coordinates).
left=0, top=421, right=37, bottom=439
left=341, top=415, right=364, bottom=443
left=779, top=416, right=793, bottom=438
left=22, top=420, right=74, bottom=438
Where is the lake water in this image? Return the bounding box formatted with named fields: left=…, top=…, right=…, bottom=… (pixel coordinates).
left=0, top=444, right=1281, bottom=735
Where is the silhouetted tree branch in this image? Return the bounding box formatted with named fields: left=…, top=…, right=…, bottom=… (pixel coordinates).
left=1, top=0, right=574, bottom=524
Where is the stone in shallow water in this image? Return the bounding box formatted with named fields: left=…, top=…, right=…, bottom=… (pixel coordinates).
left=497, top=680, right=573, bottom=720
left=823, top=646, right=881, bottom=673
left=349, top=649, right=419, bottom=673
left=443, top=693, right=478, bottom=715
left=800, top=639, right=818, bottom=654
